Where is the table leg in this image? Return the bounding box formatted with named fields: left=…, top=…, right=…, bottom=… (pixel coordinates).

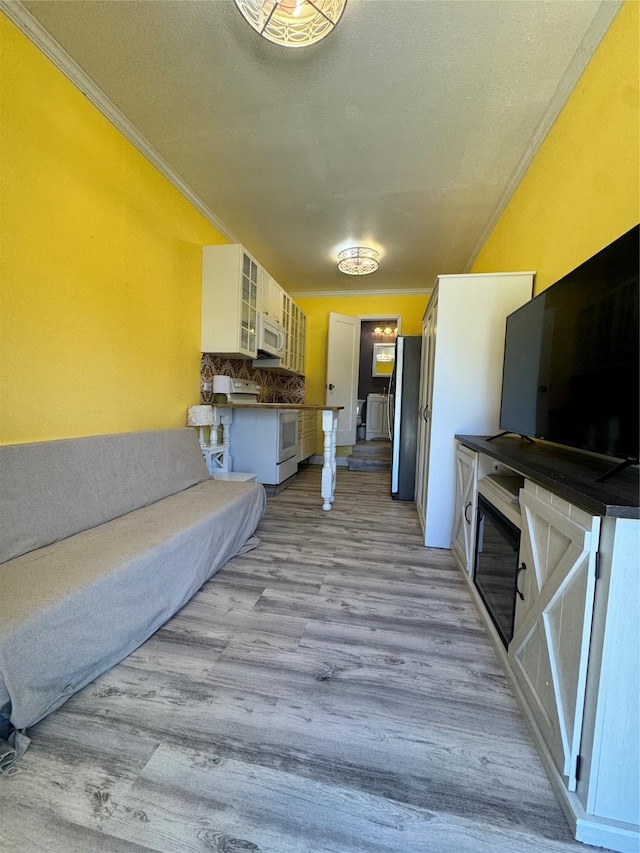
left=321, top=409, right=338, bottom=511
left=220, top=413, right=233, bottom=471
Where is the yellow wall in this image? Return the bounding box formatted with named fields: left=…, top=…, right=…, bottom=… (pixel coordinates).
left=472, top=1, right=639, bottom=293
left=295, top=294, right=428, bottom=409
left=4, top=0, right=636, bottom=445
left=0, top=14, right=225, bottom=445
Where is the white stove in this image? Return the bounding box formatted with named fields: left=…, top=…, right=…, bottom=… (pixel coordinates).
left=212, top=376, right=261, bottom=404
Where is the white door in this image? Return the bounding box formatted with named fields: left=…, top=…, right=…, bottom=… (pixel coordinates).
left=509, top=485, right=599, bottom=791
left=326, top=312, right=361, bottom=446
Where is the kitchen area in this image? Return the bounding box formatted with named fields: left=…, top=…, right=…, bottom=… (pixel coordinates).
left=197, top=242, right=341, bottom=510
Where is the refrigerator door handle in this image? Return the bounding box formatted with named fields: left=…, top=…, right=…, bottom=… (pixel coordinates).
left=388, top=362, right=397, bottom=441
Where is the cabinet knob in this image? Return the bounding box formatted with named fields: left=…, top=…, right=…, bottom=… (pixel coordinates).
left=326, top=383, right=335, bottom=391
left=516, top=562, right=527, bottom=600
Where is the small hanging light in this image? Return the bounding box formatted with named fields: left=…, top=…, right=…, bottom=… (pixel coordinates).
left=337, top=246, right=380, bottom=276
left=233, top=0, right=347, bottom=48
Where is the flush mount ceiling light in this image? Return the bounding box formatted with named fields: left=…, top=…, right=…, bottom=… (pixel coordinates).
left=233, top=0, right=347, bottom=48
left=337, top=246, right=380, bottom=276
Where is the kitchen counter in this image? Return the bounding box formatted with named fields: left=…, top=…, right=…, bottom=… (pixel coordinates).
left=213, top=403, right=343, bottom=411
left=211, top=402, right=343, bottom=510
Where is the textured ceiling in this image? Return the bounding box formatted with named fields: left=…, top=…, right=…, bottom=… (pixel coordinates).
left=15, top=0, right=620, bottom=294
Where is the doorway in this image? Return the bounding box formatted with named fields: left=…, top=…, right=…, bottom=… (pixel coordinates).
left=357, top=316, right=401, bottom=440
left=325, top=313, right=401, bottom=448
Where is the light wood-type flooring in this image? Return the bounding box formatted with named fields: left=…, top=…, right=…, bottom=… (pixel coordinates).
left=0, top=467, right=610, bottom=853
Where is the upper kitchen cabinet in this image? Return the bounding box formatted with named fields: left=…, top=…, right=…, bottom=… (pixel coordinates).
left=257, top=271, right=284, bottom=324
left=202, top=244, right=259, bottom=358
left=281, top=292, right=306, bottom=375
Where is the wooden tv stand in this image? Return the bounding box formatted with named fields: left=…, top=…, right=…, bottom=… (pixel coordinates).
left=452, top=434, right=639, bottom=853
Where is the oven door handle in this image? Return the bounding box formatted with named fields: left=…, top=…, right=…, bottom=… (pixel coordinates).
left=515, top=562, right=527, bottom=600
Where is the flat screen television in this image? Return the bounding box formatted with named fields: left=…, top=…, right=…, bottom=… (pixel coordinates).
left=499, top=225, right=639, bottom=463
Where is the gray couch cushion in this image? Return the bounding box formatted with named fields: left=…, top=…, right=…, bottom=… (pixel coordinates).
left=0, top=429, right=209, bottom=564
left=0, top=478, right=266, bottom=730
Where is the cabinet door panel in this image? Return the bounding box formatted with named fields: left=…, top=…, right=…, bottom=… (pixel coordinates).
left=415, top=296, right=437, bottom=527
left=510, top=487, right=599, bottom=791
left=451, top=446, right=478, bottom=575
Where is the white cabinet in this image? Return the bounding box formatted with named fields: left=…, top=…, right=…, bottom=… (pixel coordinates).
left=416, top=293, right=438, bottom=536
left=365, top=394, right=391, bottom=440
left=511, top=482, right=600, bottom=792
left=298, top=410, right=318, bottom=461
left=258, top=271, right=284, bottom=323
left=281, top=292, right=306, bottom=375
left=509, top=489, right=639, bottom=851
left=202, top=244, right=259, bottom=358
left=296, top=310, right=306, bottom=375
left=450, top=444, right=480, bottom=575
left=577, top=517, right=639, bottom=839
left=202, top=245, right=305, bottom=373
left=415, top=272, right=533, bottom=547
left=454, top=437, right=640, bottom=853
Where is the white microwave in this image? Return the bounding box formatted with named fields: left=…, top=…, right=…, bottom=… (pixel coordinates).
left=257, top=311, right=285, bottom=357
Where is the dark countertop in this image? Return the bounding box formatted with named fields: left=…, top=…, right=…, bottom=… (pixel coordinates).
left=457, top=434, right=640, bottom=519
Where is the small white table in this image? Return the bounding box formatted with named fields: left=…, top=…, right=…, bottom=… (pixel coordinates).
left=200, top=443, right=230, bottom=475
left=199, top=409, right=234, bottom=475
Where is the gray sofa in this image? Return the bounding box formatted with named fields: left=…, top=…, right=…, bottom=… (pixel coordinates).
left=0, top=428, right=266, bottom=770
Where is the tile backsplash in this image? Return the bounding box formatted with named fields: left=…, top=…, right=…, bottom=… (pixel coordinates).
left=200, top=355, right=305, bottom=404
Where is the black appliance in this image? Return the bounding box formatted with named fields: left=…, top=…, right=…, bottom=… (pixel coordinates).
left=474, top=495, right=522, bottom=647
left=390, top=335, right=422, bottom=500
left=499, top=224, right=639, bottom=464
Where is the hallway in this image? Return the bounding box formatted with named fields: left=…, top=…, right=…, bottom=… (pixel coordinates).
left=346, top=439, right=391, bottom=472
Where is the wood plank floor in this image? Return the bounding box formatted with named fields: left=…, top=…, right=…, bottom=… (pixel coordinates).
left=0, top=467, right=610, bottom=853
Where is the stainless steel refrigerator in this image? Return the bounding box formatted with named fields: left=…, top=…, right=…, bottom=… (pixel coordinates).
left=390, top=335, right=422, bottom=500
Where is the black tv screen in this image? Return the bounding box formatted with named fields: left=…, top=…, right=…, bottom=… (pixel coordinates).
left=499, top=225, right=639, bottom=461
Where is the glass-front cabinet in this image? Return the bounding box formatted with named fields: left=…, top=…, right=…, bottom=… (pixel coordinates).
left=296, top=312, right=306, bottom=375
left=282, top=292, right=293, bottom=368
left=279, top=293, right=306, bottom=375
left=202, top=244, right=259, bottom=358
left=202, top=243, right=304, bottom=373
left=240, top=252, right=258, bottom=355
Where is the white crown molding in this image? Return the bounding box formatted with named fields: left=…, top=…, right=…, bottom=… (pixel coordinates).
left=0, top=0, right=239, bottom=245
left=465, top=0, right=624, bottom=271
left=290, top=287, right=432, bottom=299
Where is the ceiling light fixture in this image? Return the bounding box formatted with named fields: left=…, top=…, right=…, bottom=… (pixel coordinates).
left=337, top=246, right=380, bottom=276
left=233, top=0, right=347, bottom=48
left=373, top=324, right=398, bottom=340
